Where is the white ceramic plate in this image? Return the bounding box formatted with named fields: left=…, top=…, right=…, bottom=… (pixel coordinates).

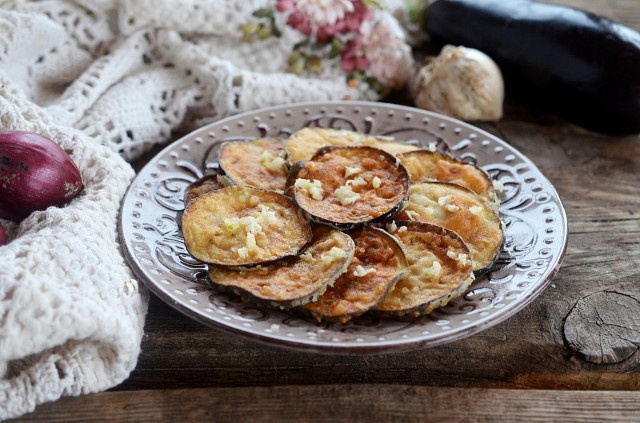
left=118, top=101, right=568, bottom=354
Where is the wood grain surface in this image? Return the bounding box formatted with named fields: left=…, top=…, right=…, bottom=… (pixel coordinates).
left=15, top=386, right=640, bottom=423
left=11, top=0, right=640, bottom=421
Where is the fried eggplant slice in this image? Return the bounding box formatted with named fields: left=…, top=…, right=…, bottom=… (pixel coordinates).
left=301, top=226, right=408, bottom=324
left=292, top=146, right=410, bottom=229
left=355, top=137, right=421, bottom=156
left=285, top=127, right=370, bottom=165
left=218, top=138, right=287, bottom=191
left=208, top=226, right=354, bottom=308
left=283, top=160, right=306, bottom=198
left=398, top=150, right=498, bottom=209
left=182, top=186, right=311, bottom=266
left=395, top=182, right=503, bottom=272
left=184, top=170, right=229, bottom=207
left=375, top=221, right=475, bottom=318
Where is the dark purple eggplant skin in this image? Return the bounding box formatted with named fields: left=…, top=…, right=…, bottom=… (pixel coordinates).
left=425, top=0, right=640, bottom=135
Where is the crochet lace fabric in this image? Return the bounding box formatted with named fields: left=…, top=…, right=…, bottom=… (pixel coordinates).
left=0, top=0, right=413, bottom=419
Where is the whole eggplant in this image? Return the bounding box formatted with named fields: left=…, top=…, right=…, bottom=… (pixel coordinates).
left=424, top=0, right=640, bottom=135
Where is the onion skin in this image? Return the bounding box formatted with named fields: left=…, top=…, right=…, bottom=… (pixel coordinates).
left=0, top=131, right=84, bottom=221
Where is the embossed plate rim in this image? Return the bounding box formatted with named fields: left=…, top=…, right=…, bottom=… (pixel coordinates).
left=118, top=100, right=568, bottom=354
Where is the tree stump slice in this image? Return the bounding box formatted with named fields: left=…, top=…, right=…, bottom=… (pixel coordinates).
left=563, top=291, right=640, bottom=364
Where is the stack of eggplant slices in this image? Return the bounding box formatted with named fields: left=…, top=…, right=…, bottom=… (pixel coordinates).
left=182, top=128, right=504, bottom=323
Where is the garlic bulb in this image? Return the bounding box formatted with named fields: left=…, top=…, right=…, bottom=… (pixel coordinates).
left=412, top=45, right=504, bottom=121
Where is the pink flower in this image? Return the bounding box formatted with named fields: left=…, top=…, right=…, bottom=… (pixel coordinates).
left=342, top=0, right=373, bottom=32
left=360, top=19, right=396, bottom=57
left=279, top=0, right=373, bottom=40
left=317, top=23, right=340, bottom=42
left=296, top=0, right=354, bottom=26
left=276, top=0, right=296, bottom=12
left=287, top=11, right=313, bottom=36
left=341, top=40, right=368, bottom=73
left=316, top=0, right=373, bottom=41
left=358, top=19, right=413, bottom=86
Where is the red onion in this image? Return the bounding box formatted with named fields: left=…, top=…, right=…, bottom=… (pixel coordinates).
left=0, top=131, right=84, bottom=221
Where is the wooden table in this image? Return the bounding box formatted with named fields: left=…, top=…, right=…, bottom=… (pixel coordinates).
left=15, top=0, right=640, bottom=421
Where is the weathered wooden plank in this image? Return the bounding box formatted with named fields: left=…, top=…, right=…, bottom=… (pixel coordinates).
left=14, top=386, right=640, bottom=422
left=115, top=292, right=640, bottom=391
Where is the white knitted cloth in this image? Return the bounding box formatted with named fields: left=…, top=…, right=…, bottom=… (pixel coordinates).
left=0, top=0, right=413, bottom=419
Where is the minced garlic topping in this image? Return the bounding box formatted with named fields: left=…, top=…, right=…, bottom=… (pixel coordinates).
left=469, top=205, right=483, bottom=215
left=246, top=232, right=257, bottom=251
left=353, top=265, right=377, bottom=277
left=438, top=194, right=460, bottom=212
left=445, top=204, right=460, bottom=212
left=217, top=174, right=233, bottom=187
left=425, top=260, right=442, bottom=279
left=344, top=167, right=361, bottom=178
left=386, top=221, right=398, bottom=233
left=260, top=151, right=286, bottom=173
left=428, top=143, right=437, bottom=152
left=295, top=178, right=324, bottom=200
left=245, top=218, right=261, bottom=234
left=405, top=210, right=420, bottom=221
left=372, top=176, right=381, bottom=189
left=237, top=247, right=249, bottom=259
left=321, top=247, right=347, bottom=264
left=224, top=205, right=278, bottom=256
left=346, top=176, right=367, bottom=187
left=493, top=180, right=504, bottom=193
left=397, top=226, right=407, bottom=233
left=438, top=195, right=452, bottom=207
left=334, top=184, right=360, bottom=205
left=447, top=250, right=470, bottom=268
left=255, top=205, right=277, bottom=225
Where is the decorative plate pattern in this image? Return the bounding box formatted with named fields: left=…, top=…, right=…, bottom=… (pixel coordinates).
left=118, top=102, right=568, bottom=354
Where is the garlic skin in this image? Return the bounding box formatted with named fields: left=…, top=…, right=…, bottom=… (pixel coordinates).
left=412, top=45, right=504, bottom=121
